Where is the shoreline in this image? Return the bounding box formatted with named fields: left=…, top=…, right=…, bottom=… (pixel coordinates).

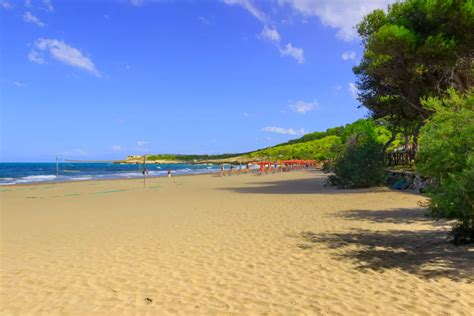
left=0, top=167, right=292, bottom=188
left=0, top=168, right=224, bottom=188
left=0, top=169, right=426, bottom=199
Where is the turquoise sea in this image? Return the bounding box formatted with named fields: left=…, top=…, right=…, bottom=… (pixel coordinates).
left=0, top=162, right=221, bottom=185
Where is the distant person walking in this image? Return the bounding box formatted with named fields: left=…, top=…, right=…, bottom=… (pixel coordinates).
left=168, top=169, right=172, bottom=178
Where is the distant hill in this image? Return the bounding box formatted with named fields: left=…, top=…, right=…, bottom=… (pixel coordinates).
left=122, top=119, right=400, bottom=164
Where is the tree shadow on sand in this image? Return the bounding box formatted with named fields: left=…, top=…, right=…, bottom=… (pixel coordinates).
left=219, top=176, right=394, bottom=195
left=340, top=207, right=437, bottom=225
left=298, top=228, right=474, bottom=282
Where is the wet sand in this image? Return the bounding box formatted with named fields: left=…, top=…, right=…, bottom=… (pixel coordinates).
left=1, top=170, right=473, bottom=314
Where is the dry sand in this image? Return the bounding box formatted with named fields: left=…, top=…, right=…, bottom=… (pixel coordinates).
left=1, top=170, right=473, bottom=315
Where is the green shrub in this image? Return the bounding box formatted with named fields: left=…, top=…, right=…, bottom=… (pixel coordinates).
left=417, top=89, right=474, bottom=244
left=245, top=135, right=342, bottom=161
left=329, top=124, right=386, bottom=188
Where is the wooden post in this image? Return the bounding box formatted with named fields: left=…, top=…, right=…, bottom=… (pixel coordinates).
left=143, top=155, right=147, bottom=188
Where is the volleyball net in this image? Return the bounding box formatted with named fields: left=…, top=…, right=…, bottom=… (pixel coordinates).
left=54, top=157, right=147, bottom=178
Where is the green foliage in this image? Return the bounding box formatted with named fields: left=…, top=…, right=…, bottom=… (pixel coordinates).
left=329, top=139, right=386, bottom=189
left=329, top=124, right=387, bottom=188
left=354, top=0, right=474, bottom=242
left=147, top=153, right=243, bottom=162
left=278, top=126, right=345, bottom=146
left=245, top=135, right=343, bottom=161
left=277, top=118, right=399, bottom=147
left=339, top=119, right=403, bottom=151
left=241, top=118, right=404, bottom=162
left=142, top=119, right=398, bottom=163
left=354, top=0, right=474, bottom=129
left=143, top=118, right=403, bottom=166
left=417, top=89, right=474, bottom=243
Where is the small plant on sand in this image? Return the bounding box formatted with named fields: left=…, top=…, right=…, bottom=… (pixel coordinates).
left=417, top=89, right=474, bottom=244
left=329, top=121, right=386, bottom=188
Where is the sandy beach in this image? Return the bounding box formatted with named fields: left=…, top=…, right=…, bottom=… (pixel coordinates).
left=1, top=170, right=473, bottom=315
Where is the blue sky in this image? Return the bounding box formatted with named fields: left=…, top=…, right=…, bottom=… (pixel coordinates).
left=0, top=0, right=394, bottom=162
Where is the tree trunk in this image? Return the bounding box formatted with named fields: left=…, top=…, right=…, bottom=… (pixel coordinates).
left=413, top=123, right=422, bottom=153
left=383, top=129, right=397, bottom=153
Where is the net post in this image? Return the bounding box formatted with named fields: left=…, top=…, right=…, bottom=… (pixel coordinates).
left=143, top=154, right=147, bottom=188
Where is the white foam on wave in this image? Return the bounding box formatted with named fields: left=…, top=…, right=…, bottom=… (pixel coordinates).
left=93, top=172, right=136, bottom=179
left=16, top=175, right=57, bottom=183
left=21, top=175, right=56, bottom=180
left=1, top=174, right=95, bottom=185
left=69, top=176, right=93, bottom=181
left=0, top=178, right=16, bottom=185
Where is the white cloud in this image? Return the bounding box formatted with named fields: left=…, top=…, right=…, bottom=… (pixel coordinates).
left=289, top=99, right=317, bottom=114
left=129, top=0, right=144, bottom=6
left=13, top=81, right=26, bottom=87
left=223, top=0, right=305, bottom=65
left=278, top=0, right=396, bottom=41
left=223, top=0, right=267, bottom=23
left=262, top=126, right=307, bottom=135
left=29, top=38, right=100, bottom=77
left=111, top=145, right=123, bottom=152
left=349, top=82, right=358, bottom=99
left=42, top=0, right=53, bottom=12
left=137, top=140, right=148, bottom=147
left=23, top=11, right=45, bottom=27
left=198, top=16, right=210, bottom=25
left=260, top=25, right=280, bottom=42
left=280, top=43, right=304, bottom=64
left=341, top=50, right=356, bottom=61
left=128, top=0, right=171, bottom=6
left=1, top=0, right=12, bottom=9
left=23, top=0, right=53, bottom=12
left=28, top=50, right=45, bottom=64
